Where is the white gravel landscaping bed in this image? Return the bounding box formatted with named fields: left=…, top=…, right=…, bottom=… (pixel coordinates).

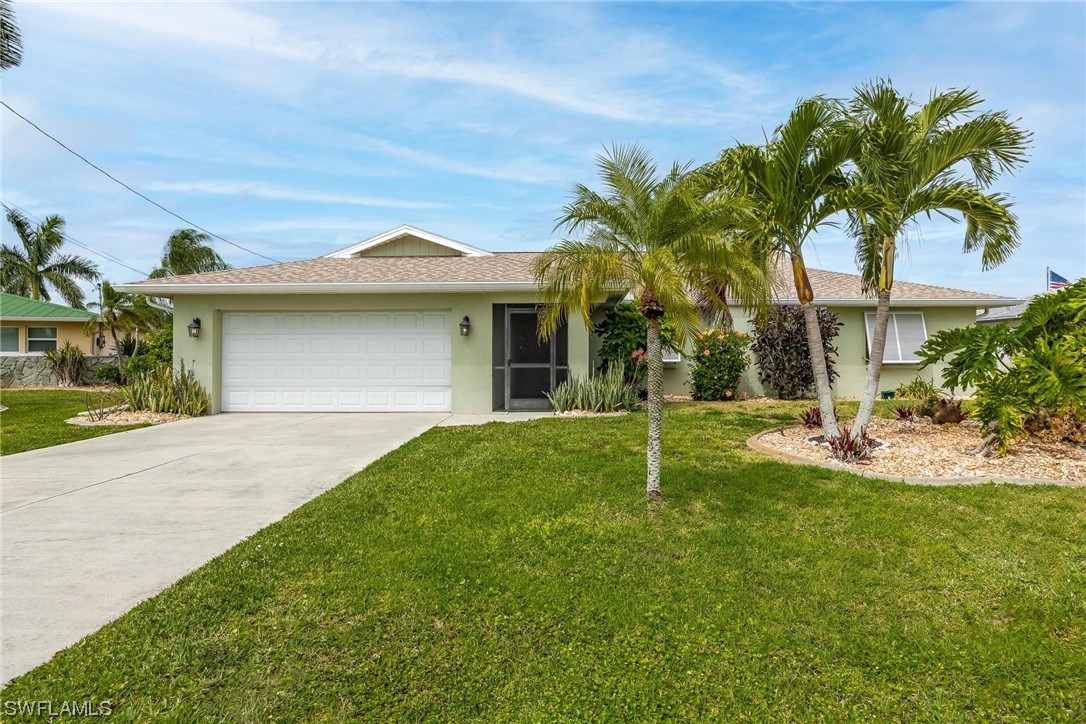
left=66, top=410, right=190, bottom=427
left=753, top=417, right=1086, bottom=484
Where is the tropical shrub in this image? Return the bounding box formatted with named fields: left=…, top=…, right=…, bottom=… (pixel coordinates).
left=594, top=302, right=678, bottom=386
left=42, top=341, right=84, bottom=387
left=125, top=329, right=173, bottom=378
left=688, top=329, right=749, bottom=401
left=827, top=425, right=875, bottom=463
left=749, top=306, right=840, bottom=399
left=895, top=375, right=943, bottom=400
left=118, top=333, right=139, bottom=359
left=919, top=279, right=1086, bottom=455
left=122, top=361, right=210, bottom=416
left=894, top=406, right=915, bottom=421
left=94, top=363, right=123, bottom=385
left=545, top=363, right=640, bottom=414
left=800, top=405, right=840, bottom=429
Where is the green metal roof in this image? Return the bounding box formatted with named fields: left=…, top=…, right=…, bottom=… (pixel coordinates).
left=0, top=292, right=97, bottom=320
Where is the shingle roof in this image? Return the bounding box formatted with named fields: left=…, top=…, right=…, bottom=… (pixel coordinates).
left=119, top=252, right=1015, bottom=304
left=0, top=292, right=97, bottom=320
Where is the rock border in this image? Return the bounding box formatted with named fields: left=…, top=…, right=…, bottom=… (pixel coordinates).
left=747, top=427, right=1086, bottom=487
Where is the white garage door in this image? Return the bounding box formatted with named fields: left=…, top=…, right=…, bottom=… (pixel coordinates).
left=221, top=311, right=452, bottom=412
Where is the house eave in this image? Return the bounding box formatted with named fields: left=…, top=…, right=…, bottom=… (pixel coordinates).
left=772, top=298, right=1025, bottom=308
left=114, top=281, right=540, bottom=297
left=0, top=315, right=96, bottom=322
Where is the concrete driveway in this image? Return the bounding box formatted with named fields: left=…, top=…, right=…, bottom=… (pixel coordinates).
left=0, top=412, right=450, bottom=683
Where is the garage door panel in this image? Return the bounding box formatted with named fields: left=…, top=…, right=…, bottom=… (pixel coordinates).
left=222, top=311, right=451, bottom=412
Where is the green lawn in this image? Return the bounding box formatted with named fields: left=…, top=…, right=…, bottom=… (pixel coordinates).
left=5, top=402, right=1083, bottom=720
left=0, top=389, right=148, bottom=455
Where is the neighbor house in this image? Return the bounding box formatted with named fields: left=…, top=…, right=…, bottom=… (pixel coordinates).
left=116, top=226, right=1022, bottom=413
left=0, top=292, right=99, bottom=355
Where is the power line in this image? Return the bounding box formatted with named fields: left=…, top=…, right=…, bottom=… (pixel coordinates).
left=1, top=199, right=153, bottom=278
left=1, top=100, right=280, bottom=264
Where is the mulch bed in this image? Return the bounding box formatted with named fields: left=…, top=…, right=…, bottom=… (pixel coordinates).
left=753, top=417, right=1086, bottom=484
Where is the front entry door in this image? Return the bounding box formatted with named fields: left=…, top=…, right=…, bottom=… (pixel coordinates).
left=505, top=307, right=567, bottom=411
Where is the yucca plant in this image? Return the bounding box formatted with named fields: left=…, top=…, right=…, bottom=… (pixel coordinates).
left=122, top=361, right=210, bottom=416
left=545, top=363, right=641, bottom=414
left=42, top=341, right=85, bottom=387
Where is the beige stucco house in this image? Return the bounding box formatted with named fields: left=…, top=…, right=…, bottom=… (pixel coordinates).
left=0, top=292, right=99, bottom=355
left=117, top=226, right=1021, bottom=414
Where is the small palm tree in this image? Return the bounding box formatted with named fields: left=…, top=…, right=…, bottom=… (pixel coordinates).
left=845, top=81, right=1029, bottom=436
left=86, top=282, right=163, bottom=371
left=703, top=97, right=866, bottom=438
left=150, top=228, right=230, bottom=278
left=1, top=207, right=99, bottom=307
left=0, top=0, right=21, bottom=71
left=535, top=144, right=765, bottom=499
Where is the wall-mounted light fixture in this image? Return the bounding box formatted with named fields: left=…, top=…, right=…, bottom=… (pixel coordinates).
left=187, top=318, right=202, bottom=339
left=459, top=316, right=471, bottom=336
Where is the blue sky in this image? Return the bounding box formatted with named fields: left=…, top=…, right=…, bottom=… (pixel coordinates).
left=2, top=1, right=1083, bottom=298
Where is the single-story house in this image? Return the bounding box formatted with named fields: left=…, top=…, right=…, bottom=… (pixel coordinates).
left=117, top=225, right=1022, bottom=414
left=0, top=292, right=98, bottom=355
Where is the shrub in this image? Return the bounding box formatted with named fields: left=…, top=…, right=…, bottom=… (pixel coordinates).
left=688, top=329, right=749, bottom=401
left=545, top=363, right=640, bottom=413
left=94, top=363, right=123, bottom=385
left=895, top=375, right=944, bottom=400
left=827, top=425, right=875, bottom=463
left=749, top=306, right=840, bottom=400
left=122, top=361, right=210, bottom=416
left=42, top=341, right=85, bottom=387
left=800, top=405, right=840, bottom=429
left=594, top=303, right=678, bottom=385
left=125, top=329, right=173, bottom=378
left=895, top=406, right=915, bottom=421
left=919, top=279, right=1086, bottom=455
left=118, top=333, right=139, bottom=359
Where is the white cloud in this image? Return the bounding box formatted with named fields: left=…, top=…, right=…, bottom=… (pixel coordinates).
left=144, top=181, right=447, bottom=210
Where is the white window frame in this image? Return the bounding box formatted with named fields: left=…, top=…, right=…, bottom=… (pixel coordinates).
left=26, top=326, right=59, bottom=354
left=0, top=325, right=20, bottom=355
left=864, top=312, right=928, bottom=364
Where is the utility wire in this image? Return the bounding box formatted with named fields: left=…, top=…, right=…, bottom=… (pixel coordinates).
left=1, top=100, right=280, bottom=264
left=2, top=199, right=153, bottom=278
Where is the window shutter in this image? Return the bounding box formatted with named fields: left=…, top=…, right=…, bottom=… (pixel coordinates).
left=894, top=313, right=927, bottom=362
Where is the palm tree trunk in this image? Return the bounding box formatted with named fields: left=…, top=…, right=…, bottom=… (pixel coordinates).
left=791, top=253, right=839, bottom=438
left=800, top=301, right=839, bottom=438
left=110, top=326, right=123, bottom=376
left=853, top=288, right=892, bottom=437
left=645, top=313, right=664, bottom=500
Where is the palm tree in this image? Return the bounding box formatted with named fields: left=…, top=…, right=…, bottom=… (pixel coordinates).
left=535, top=144, right=765, bottom=499
left=702, top=98, right=865, bottom=438
left=150, top=228, right=230, bottom=278
left=1, top=0, right=22, bottom=71
left=1, top=207, right=99, bottom=307
left=844, top=81, right=1029, bottom=437
left=86, top=282, right=162, bottom=371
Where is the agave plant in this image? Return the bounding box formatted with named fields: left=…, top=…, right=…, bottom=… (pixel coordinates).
left=122, top=361, right=210, bottom=416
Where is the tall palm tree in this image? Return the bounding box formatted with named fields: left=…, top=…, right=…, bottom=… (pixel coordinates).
left=1, top=207, right=99, bottom=307
left=149, top=228, right=230, bottom=278
left=0, top=0, right=21, bottom=71
left=85, top=281, right=162, bottom=370
left=845, top=81, right=1029, bottom=437
left=703, top=98, right=866, bottom=438
left=535, top=144, right=765, bottom=499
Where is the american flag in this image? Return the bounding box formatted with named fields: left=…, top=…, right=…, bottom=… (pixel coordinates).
left=1048, top=270, right=1070, bottom=290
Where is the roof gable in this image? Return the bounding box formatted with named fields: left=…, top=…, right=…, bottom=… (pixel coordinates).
left=0, top=292, right=97, bottom=320
left=324, top=225, right=491, bottom=259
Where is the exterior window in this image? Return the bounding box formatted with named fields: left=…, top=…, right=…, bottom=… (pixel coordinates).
left=0, top=326, right=18, bottom=353
left=26, top=326, right=58, bottom=353
left=864, top=312, right=927, bottom=363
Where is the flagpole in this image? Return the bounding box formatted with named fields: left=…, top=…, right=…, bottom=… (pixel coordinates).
left=1045, top=266, right=1050, bottom=294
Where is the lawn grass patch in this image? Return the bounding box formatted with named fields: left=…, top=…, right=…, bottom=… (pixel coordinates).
left=5, top=402, right=1083, bottom=720
left=0, top=389, right=148, bottom=455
